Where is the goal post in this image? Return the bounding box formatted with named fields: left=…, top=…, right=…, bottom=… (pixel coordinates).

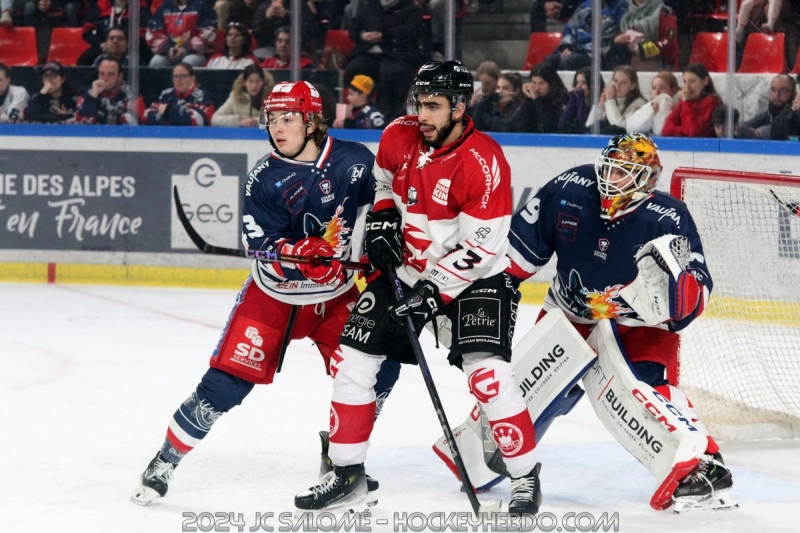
left=671, top=167, right=800, bottom=442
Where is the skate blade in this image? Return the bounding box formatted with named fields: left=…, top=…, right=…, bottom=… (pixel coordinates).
left=130, top=485, right=162, bottom=506
left=366, top=488, right=378, bottom=507
left=672, top=489, right=738, bottom=513
left=294, top=493, right=369, bottom=518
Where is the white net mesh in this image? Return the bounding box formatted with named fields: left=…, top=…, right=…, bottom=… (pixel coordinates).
left=674, top=168, right=800, bottom=442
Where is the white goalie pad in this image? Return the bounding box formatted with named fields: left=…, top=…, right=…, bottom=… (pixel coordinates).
left=433, top=309, right=597, bottom=489
left=619, top=234, right=691, bottom=326
left=583, top=319, right=709, bottom=510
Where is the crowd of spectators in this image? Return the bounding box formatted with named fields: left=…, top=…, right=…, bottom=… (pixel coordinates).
left=3, top=0, right=800, bottom=138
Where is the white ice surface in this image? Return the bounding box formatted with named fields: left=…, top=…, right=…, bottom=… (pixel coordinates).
left=2, top=283, right=799, bottom=533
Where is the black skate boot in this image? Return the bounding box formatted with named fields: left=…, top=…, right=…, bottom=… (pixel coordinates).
left=130, top=451, right=177, bottom=506
left=319, top=431, right=379, bottom=506
left=672, top=453, right=738, bottom=512
left=295, top=463, right=368, bottom=514
left=508, top=463, right=542, bottom=516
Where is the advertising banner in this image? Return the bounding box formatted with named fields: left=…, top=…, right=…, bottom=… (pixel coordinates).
left=0, top=151, right=247, bottom=252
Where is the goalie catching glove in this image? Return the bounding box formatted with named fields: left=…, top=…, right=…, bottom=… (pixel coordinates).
left=290, top=237, right=345, bottom=285
left=390, top=279, right=444, bottom=330
left=619, top=235, right=703, bottom=326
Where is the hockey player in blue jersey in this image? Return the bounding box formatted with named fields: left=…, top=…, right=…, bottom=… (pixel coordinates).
left=131, top=80, right=400, bottom=506
left=437, top=133, right=736, bottom=512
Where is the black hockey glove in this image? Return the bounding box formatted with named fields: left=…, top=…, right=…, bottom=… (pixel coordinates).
left=364, top=209, right=403, bottom=272
left=390, top=280, right=444, bottom=330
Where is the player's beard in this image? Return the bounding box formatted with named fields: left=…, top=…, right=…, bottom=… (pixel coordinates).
left=424, top=116, right=458, bottom=149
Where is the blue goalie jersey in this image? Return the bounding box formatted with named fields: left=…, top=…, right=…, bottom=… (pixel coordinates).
left=243, top=137, right=375, bottom=304
left=507, top=164, right=713, bottom=331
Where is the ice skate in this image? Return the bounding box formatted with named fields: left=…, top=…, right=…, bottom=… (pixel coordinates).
left=672, top=453, right=738, bottom=513
left=130, top=452, right=177, bottom=506
left=319, top=431, right=379, bottom=506
left=507, top=463, right=542, bottom=516
left=295, top=463, right=368, bottom=515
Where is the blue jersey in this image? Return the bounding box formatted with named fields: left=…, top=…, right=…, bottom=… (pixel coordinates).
left=507, top=164, right=712, bottom=331
left=243, top=136, right=375, bottom=304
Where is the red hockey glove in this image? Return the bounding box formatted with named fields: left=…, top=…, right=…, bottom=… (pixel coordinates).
left=293, top=238, right=345, bottom=285
left=670, top=270, right=702, bottom=322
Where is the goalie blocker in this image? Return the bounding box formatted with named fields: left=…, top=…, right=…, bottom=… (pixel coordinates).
left=434, top=310, right=735, bottom=511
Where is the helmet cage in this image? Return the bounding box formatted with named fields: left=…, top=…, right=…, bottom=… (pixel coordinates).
left=594, top=133, right=661, bottom=219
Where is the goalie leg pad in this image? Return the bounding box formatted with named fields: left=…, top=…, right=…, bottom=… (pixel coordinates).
left=584, top=319, right=710, bottom=510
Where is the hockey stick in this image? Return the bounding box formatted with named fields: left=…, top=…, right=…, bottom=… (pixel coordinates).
left=173, top=186, right=370, bottom=272
left=385, top=266, right=501, bottom=518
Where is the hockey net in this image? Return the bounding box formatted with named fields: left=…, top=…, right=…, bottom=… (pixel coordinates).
left=672, top=167, right=800, bottom=442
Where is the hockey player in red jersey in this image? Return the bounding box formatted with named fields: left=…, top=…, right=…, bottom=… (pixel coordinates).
left=293, top=60, right=541, bottom=516
left=131, top=81, right=400, bottom=506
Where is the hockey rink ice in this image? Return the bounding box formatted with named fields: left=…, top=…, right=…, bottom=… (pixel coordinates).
left=2, top=282, right=799, bottom=533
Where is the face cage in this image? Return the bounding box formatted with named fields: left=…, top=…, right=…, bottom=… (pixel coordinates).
left=595, top=155, right=654, bottom=197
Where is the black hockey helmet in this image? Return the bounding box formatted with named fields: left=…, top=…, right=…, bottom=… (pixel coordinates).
left=411, top=60, right=473, bottom=109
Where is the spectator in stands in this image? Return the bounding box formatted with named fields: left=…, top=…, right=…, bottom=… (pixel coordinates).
left=735, top=0, right=798, bottom=70
left=469, top=60, right=500, bottom=108
left=212, top=63, right=274, bottom=126
left=345, top=0, right=425, bottom=121
left=712, top=105, right=740, bottom=138
left=1, top=0, right=13, bottom=26
left=252, top=0, right=315, bottom=60
left=470, top=72, right=537, bottom=133
left=738, top=74, right=796, bottom=139
left=545, top=0, right=627, bottom=70
left=771, top=75, right=800, bottom=139
left=529, top=0, right=580, bottom=32
left=24, top=0, right=80, bottom=27
left=558, top=66, right=603, bottom=134
left=147, top=0, right=218, bottom=68
left=627, top=70, right=679, bottom=135
left=662, top=63, right=721, bottom=138
left=25, top=61, right=78, bottom=123
left=91, top=26, right=137, bottom=68
left=522, top=61, right=568, bottom=133
left=0, top=63, right=29, bottom=122
left=214, top=0, right=257, bottom=30
left=75, top=58, right=145, bottom=124
left=207, top=21, right=258, bottom=68
left=260, top=26, right=315, bottom=68
left=605, top=0, right=679, bottom=72
left=586, top=65, right=647, bottom=134
left=144, top=62, right=215, bottom=125
left=78, top=0, right=151, bottom=66
left=333, top=74, right=385, bottom=129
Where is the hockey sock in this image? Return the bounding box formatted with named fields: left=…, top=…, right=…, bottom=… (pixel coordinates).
left=161, top=391, right=223, bottom=464
left=373, top=359, right=401, bottom=419
left=463, top=353, right=537, bottom=478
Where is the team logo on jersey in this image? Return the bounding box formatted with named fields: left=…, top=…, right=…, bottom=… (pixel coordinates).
left=492, top=423, right=524, bottom=457
left=348, top=164, right=367, bottom=184
left=557, top=269, right=631, bottom=320
left=432, top=179, right=451, bottom=205
left=302, top=202, right=351, bottom=257
left=468, top=368, right=499, bottom=403
left=417, top=148, right=433, bottom=169
left=230, top=324, right=266, bottom=370
left=329, top=406, right=340, bottom=437
left=594, top=238, right=610, bottom=261
left=319, top=180, right=335, bottom=203
left=408, top=186, right=418, bottom=206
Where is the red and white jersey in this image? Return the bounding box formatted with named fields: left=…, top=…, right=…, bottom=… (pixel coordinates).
left=374, top=115, right=512, bottom=303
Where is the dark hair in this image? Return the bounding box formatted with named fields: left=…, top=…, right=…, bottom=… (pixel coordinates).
left=0, top=63, right=10, bottom=78
left=225, top=23, right=252, bottom=55
left=712, top=105, right=739, bottom=126
left=275, top=26, right=291, bottom=40
left=174, top=62, right=195, bottom=76
left=573, top=66, right=605, bottom=105
left=530, top=61, right=568, bottom=101
left=612, top=65, right=644, bottom=109
left=99, top=57, right=122, bottom=72
left=684, top=62, right=718, bottom=98
left=499, top=72, right=523, bottom=93
left=243, top=63, right=264, bottom=81
left=107, top=25, right=128, bottom=38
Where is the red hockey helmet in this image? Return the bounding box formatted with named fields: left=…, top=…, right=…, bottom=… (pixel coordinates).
left=259, top=81, right=323, bottom=129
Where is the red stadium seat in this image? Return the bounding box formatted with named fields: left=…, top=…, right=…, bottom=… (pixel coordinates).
left=522, top=32, right=561, bottom=71
left=739, top=32, right=786, bottom=73
left=688, top=32, right=728, bottom=72
left=320, top=30, right=355, bottom=70
left=47, top=27, right=90, bottom=66
left=0, top=26, right=38, bottom=67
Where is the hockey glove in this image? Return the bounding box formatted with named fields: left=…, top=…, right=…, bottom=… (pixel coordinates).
left=292, top=237, right=345, bottom=285
left=390, top=279, right=444, bottom=330
left=670, top=270, right=702, bottom=322
left=364, top=209, right=403, bottom=272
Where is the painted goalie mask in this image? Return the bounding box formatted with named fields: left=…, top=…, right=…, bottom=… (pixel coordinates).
left=594, top=133, right=662, bottom=219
